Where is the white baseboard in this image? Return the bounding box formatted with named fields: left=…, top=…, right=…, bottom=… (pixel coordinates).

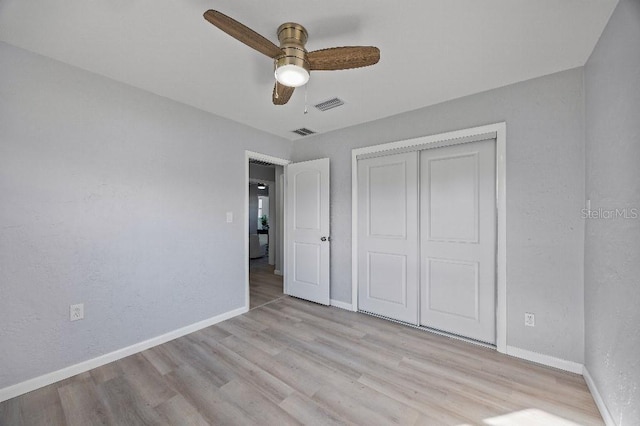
left=0, top=305, right=248, bottom=403
left=274, top=269, right=283, bottom=276
left=583, top=366, right=616, bottom=426
left=506, top=346, right=583, bottom=374
left=330, top=299, right=357, bottom=312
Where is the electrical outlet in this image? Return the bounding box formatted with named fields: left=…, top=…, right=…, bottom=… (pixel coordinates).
left=70, top=303, right=84, bottom=321
left=525, top=312, right=535, bottom=327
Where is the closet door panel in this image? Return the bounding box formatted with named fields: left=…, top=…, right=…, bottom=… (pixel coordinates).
left=420, top=139, right=496, bottom=344
left=358, top=152, right=419, bottom=324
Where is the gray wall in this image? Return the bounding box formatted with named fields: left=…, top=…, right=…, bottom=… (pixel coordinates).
left=249, top=163, right=276, bottom=183
left=584, top=0, right=640, bottom=423
left=293, top=68, right=586, bottom=363
left=0, top=42, right=292, bottom=390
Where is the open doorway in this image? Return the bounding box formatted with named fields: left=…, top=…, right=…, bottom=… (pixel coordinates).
left=246, top=152, right=289, bottom=310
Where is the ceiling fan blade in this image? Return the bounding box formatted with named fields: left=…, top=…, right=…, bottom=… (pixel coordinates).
left=308, top=46, right=380, bottom=71
left=273, top=83, right=295, bottom=105
left=203, top=10, right=283, bottom=59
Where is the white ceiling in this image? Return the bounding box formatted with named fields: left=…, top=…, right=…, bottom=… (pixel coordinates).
left=0, top=0, right=617, bottom=140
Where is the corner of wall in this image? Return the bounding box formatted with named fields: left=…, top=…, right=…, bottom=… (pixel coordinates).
left=583, top=366, right=617, bottom=426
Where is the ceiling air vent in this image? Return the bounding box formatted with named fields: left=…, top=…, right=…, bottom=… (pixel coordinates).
left=292, top=128, right=316, bottom=136
left=314, top=97, right=344, bottom=112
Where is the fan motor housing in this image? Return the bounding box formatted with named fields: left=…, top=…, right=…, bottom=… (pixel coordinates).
left=275, top=23, right=310, bottom=73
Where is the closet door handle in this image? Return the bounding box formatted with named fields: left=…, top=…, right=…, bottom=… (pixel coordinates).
left=321, top=236, right=329, bottom=242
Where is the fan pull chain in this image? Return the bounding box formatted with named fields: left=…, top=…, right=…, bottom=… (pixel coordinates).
left=304, top=83, right=308, bottom=114
left=275, top=80, right=279, bottom=99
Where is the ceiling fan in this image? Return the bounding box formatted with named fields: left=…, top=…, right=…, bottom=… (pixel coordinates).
left=203, top=10, right=380, bottom=106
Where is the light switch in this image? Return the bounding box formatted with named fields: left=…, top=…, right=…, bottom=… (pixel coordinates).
left=226, top=212, right=233, bottom=223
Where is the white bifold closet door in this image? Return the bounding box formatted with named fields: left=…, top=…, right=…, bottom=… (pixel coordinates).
left=357, top=138, right=496, bottom=344
left=420, top=139, right=496, bottom=344
left=357, top=152, right=419, bottom=324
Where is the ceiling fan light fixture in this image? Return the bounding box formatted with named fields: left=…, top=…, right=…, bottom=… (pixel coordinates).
left=203, top=11, right=380, bottom=105
left=274, top=23, right=310, bottom=88
left=275, top=63, right=309, bottom=87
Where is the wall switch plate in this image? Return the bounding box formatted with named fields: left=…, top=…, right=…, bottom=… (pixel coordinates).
left=525, top=312, right=535, bottom=327
left=70, top=303, right=84, bottom=321
left=226, top=211, right=233, bottom=223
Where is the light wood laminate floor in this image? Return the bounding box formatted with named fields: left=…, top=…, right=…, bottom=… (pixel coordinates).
left=0, top=267, right=603, bottom=425
left=249, top=257, right=284, bottom=310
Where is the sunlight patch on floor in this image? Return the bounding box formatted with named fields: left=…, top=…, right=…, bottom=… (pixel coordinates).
left=481, top=409, right=582, bottom=426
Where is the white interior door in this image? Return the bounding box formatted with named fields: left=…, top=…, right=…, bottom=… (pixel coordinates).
left=285, top=158, right=330, bottom=305
left=357, top=152, right=419, bottom=324
left=420, top=139, right=496, bottom=344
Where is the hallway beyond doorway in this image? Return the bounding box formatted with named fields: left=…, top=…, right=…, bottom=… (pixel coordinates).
left=249, top=257, right=284, bottom=310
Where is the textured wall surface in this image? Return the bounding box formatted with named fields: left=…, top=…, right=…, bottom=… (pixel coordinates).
left=584, top=0, right=640, bottom=423
left=293, top=68, right=586, bottom=363
left=249, top=163, right=276, bottom=183
left=0, top=42, right=291, bottom=389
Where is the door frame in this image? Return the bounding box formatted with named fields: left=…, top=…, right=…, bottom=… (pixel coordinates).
left=351, top=122, right=507, bottom=353
left=245, top=151, right=291, bottom=310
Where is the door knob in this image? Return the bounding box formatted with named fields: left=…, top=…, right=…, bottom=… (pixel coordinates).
left=321, top=236, right=328, bottom=241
